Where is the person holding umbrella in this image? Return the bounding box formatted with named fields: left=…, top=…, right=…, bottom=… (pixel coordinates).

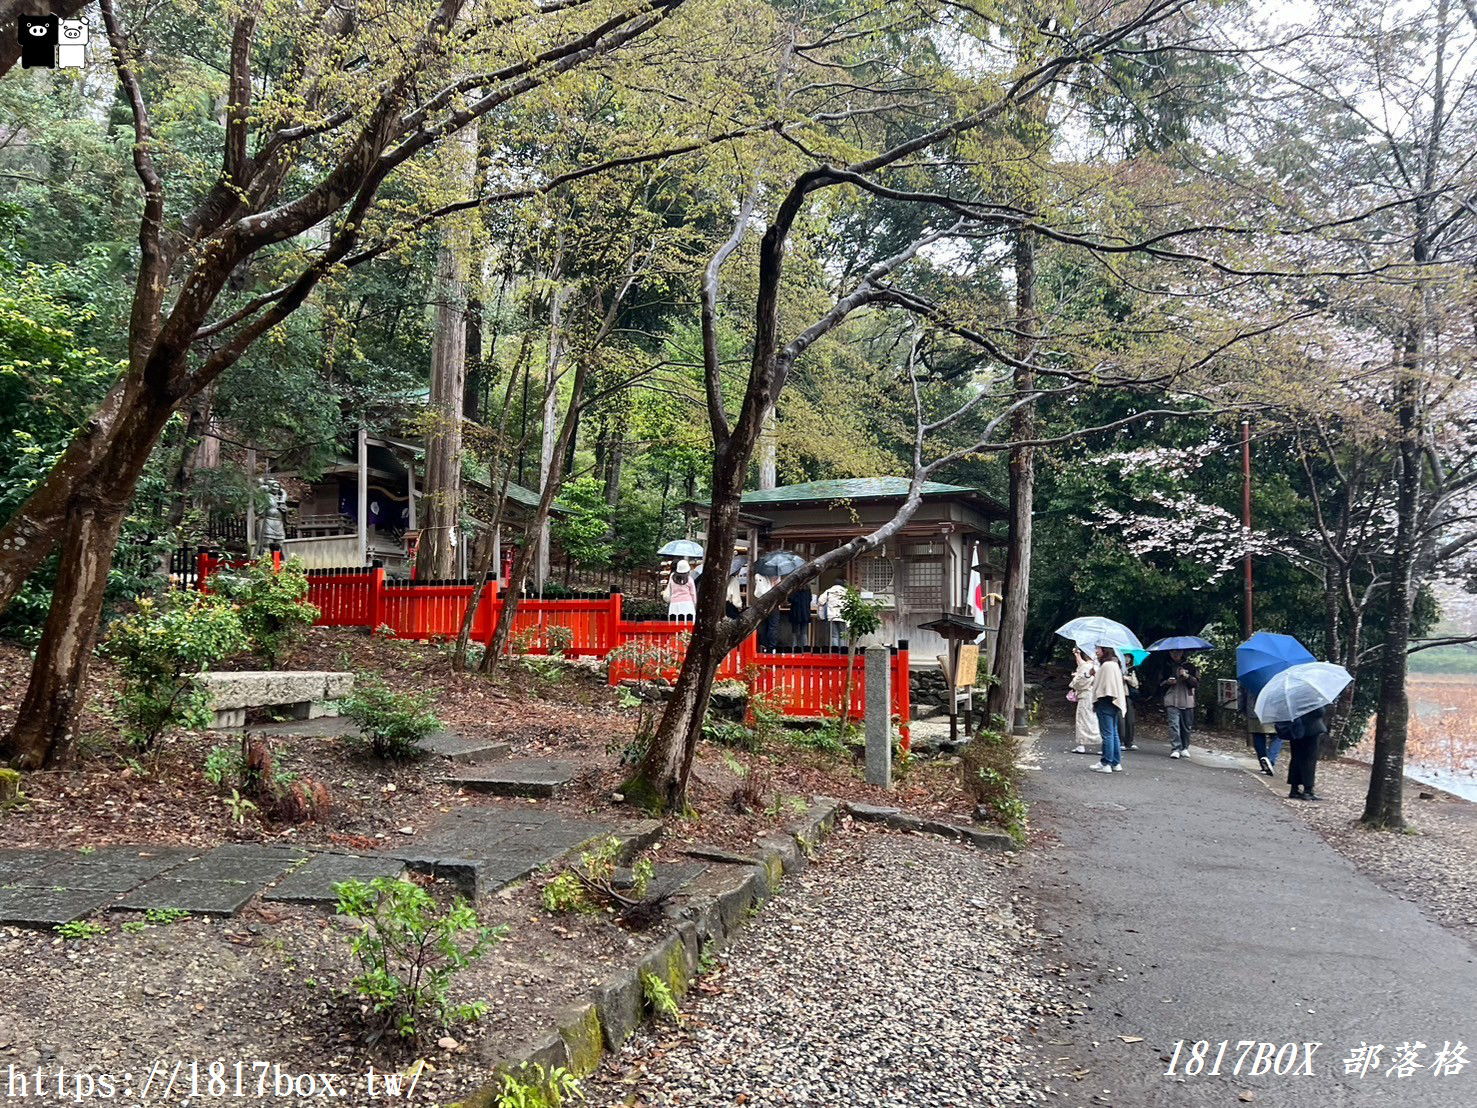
left=1122, top=649, right=1146, bottom=750
left=1068, top=646, right=1100, bottom=755
left=1089, top=643, right=1128, bottom=773
left=1256, top=662, right=1350, bottom=801
left=1161, top=650, right=1200, bottom=758
left=663, top=559, right=698, bottom=620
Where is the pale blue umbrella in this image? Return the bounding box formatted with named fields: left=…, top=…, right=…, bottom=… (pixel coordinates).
left=1055, top=616, right=1144, bottom=654
left=658, top=539, right=704, bottom=558
left=1253, top=662, right=1352, bottom=723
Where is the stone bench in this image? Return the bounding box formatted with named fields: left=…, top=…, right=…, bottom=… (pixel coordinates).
left=195, top=671, right=354, bottom=728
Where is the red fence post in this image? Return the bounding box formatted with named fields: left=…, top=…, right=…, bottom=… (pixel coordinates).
left=894, top=640, right=911, bottom=755
left=369, top=565, right=386, bottom=632
left=607, top=589, right=622, bottom=654
left=196, top=551, right=210, bottom=592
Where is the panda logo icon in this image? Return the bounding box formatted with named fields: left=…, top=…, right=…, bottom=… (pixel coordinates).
left=17, top=14, right=58, bottom=68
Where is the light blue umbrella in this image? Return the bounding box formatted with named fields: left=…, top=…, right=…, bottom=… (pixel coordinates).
left=1055, top=616, right=1144, bottom=654
left=658, top=539, right=704, bottom=558
left=1253, top=662, right=1352, bottom=723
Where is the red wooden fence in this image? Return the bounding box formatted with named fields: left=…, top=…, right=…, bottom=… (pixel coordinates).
left=198, top=562, right=910, bottom=730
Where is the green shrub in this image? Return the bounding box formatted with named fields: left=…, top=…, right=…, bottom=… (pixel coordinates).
left=101, top=592, right=248, bottom=750
left=494, top=1063, right=584, bottom=1108
left=203, top=744, right=243, bottom=787
left=641, top=971, right=680, bottom=1024
left=211, top=555, right=319, bottom=667
left=341, top=675, right=440, bottom=759
left=334, top=877, right=503, bottom=1042
left=963, top=727, right=1028, bottom=844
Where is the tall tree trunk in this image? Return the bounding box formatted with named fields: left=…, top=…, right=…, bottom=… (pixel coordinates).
left=163, top=387, right=214, bottom=531
left=756, top=405, right=778, bottom=490
left=420, top=128, right=477, bottom=579
left=603, top=417, right=625, bottom=508
left=1362, top=337, right=1423, bottom=829
left=535, top=282, right=570, bottom=591
left=986, top=230, right=1037, bottom=733
left=420, top=243, right=469, bottom=579
left=484, top=358, right=588, bottom=670
left=1320, top=562, right=1344, bottom=756
left=464, top=294, right=484, bottom=424
left=623, top=448, right=746, bottom=812
left=1, top=397, right=173, bottom=767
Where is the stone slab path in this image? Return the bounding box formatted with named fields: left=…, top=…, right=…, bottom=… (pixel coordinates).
left=238, top=717, right=509, bottom=764
left=0, top=805, right=643, bottom=928
left=442, top=757, right=577, bottom=798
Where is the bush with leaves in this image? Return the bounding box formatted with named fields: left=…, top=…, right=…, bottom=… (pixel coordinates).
left=494, top=1064, right=584, bottom=1108
left=962, top=727, right=1029, bottom=845
left=101, top=592, right=248, bottom=750
left=210, top=555, right=319, bottom=666
left=335, top=877, right=504, bottom=1043
left=341, top=675, right=441, bottom=759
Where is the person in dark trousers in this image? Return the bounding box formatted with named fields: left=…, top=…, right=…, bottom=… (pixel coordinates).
left=1239, top=683, right=1281, bottom=775
left=1278, top=707, right=1327, bottom=800
left=1161, top=649, right=1200, bottom=758
left=787, top=585, right=813, bottom=651
left=1121, top=653, right=1141, bottom=749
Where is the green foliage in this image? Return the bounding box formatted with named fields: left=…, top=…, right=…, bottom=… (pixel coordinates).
left=121, top=921, right=149, bottom=935
left=203, top=744, right=244, bottom=787
left=210, top=556, right=319, bottom=667
left=552, top=476, right=615, bottom=567
left=55, top=920, right=106, bottom=941
left=641, top=971, right=681, bottom=1024
left=225, top=789, right=258, bottom=824
left=963, top=728, right=1028, bottom=845
left=341, top=675, right=440, bottom=760
left=839, top=587, right=884, bottom=642
left=144, top=908, right=190, bottom=926
left=702, top=715, right=760, bottom=751
left=540, top=871, right=594, bottom=914
left=494, top=1064, right=585, bottom=1108
left=334, top=877, right=503, bottom=1042
left=101, top=592, right=249, bottom=750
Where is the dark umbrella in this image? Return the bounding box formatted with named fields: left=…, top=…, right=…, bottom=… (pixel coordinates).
left=1146, top=635, right=1214, bottom=652
left=754, top=550, right=805, bottom=577
left=729, top=555, right=748, bottom=576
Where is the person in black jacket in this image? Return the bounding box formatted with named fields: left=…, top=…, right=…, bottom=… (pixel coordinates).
left=1279, top=707, right=1327, bottom=800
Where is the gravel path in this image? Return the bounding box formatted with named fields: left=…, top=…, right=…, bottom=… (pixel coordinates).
left=589, top=825, right=1068, bottom=1107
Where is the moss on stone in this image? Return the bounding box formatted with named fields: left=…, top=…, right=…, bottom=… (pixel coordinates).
left=0, top=767, right=20, bottom=806
left=558, top=1004, right=604, bottom=1077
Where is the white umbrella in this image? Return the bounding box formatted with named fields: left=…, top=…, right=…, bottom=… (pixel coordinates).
left=1254, top=662, right=1352, bottom=723
left=1055, top=616, right=1144, bottom=654
left=658, top=539, right=704, bottom=558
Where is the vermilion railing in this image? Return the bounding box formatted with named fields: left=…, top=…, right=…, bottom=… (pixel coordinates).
left=197, top=562, right=910, bottom=728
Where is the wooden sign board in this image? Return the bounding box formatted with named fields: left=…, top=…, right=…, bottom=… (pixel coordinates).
left=956, top=644, right=979, bottom=689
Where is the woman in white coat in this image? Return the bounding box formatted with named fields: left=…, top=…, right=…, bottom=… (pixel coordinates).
left=1069, top=646, right=1100, bottom=754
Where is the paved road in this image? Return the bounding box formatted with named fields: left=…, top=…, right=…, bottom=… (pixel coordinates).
left=1019, top=725, right=1477, bottom=1107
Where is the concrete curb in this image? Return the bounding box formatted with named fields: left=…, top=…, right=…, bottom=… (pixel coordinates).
left=454, top=796, right=842, bottom=1105
left=841, top=800, right=1017, bottom=852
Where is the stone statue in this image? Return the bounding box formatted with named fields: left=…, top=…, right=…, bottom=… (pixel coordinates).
left=257, top=478, right=287, bottom=550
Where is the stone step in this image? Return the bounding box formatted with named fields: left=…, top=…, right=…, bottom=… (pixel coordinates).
left=416, top=730, right=510, bottom=764
left=442, top=758, right=576, bottom=798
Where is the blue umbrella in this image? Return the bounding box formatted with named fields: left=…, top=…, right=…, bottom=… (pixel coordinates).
left=1236, top=631, right=1316, bottom=697
left=1147, top=635, right=1214, bottom=652
left=1254, top=662, right=1352, bottom=723
left=1055, top=616, right=1144, bottom=653
left=658, top=539, right=704, bottom=558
